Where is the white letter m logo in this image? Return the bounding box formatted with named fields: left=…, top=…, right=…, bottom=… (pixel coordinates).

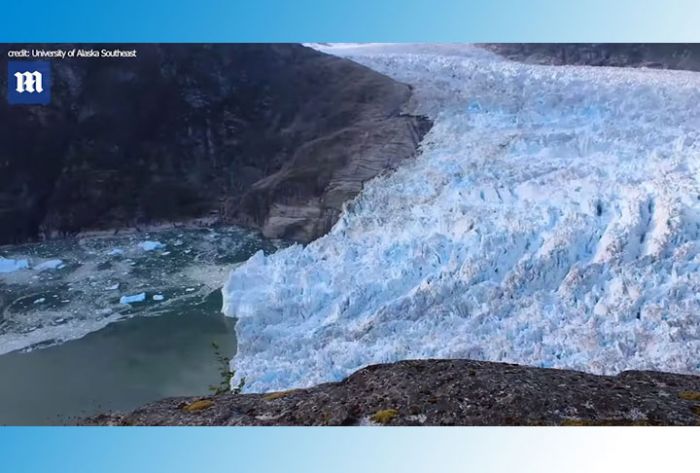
left=14, top=71, right=43, bottom=94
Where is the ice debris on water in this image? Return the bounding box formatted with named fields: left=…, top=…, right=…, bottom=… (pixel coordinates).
left=0, top=226, right=274, bottom=356
left=152, top=294, right=165, bottom=301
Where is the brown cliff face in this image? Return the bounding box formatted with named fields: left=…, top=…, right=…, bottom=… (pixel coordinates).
left=0, top=44, right=430, bottom=245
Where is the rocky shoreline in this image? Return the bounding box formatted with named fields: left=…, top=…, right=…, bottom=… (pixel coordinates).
left=85, top=359, right=700, bottom=426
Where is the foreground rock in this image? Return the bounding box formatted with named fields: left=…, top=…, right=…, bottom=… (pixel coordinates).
left=0, top=44, right=429, bottom=245
left=86, top=359, right=700, bottom=426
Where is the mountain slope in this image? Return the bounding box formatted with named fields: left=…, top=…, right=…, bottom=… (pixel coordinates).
left=0, top=44, right=428, bottom=244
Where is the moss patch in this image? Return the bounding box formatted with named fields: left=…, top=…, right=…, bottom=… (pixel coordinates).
left=371, top=409, right=399, bottom=425
left=678, top=391, right=700, bottom=401
left=561, top=419, right=589, bottom=426
left=561, top=418, right=651, bottom=426
left=263, top=390, right=297, bottom=401
left=182, top=399, right=214, bottom=413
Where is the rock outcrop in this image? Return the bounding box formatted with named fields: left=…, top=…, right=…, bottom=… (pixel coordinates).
left=481, top=43, right=700, bottom=71
left=0, top=44, right=429, bottom=245
left=85, top=359, right=700, bottom=426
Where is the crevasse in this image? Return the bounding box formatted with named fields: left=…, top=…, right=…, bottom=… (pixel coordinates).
left=223, top=44, right=700, bottom=393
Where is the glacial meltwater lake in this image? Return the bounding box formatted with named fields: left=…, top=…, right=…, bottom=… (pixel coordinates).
left=0, top=226, right=282, bottom=425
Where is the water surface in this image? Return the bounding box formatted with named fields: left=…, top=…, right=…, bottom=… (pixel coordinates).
left=0, top=292, right=235, bottom=425
left=0, top=226, right=280, bottom=424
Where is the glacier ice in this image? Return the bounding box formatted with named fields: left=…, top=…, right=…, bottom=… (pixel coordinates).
left=223, top=44, right=700, bottom=393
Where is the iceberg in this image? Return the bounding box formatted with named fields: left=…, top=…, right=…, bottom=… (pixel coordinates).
left=223, top=44, right=700, bottom=393
left=0, top=257, right=29, bottom=273
left=137, top=241, right=165, bottom=252
left=119, top=292, right=146, bottom=305
left=34, top=259, right=64, bottom=271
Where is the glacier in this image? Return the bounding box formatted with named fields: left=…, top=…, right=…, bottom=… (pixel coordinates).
left=223, top=44, right=700, bottom=393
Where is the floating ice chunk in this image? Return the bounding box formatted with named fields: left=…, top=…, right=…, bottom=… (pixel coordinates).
left=185, top=288, right=196, bottom=292
left=137, top=241, right=165, bottom=252
left=34, top=259, right=64, bottom=271
left=0, top=257, right=29, bottom=273
left=104, top=283, right=120, bottom=291
left=107, top=248, right=124, bottom=256
left=33, top=298, right=46, bottom=304
left=161, top=251, right=171, bottom=256
left=119, top=292, right=146, bottom=304
left=152, top=294, right=165, bottom=301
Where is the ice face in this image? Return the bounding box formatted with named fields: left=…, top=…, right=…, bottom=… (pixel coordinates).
left=223, top=44, right=700, bottom=393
